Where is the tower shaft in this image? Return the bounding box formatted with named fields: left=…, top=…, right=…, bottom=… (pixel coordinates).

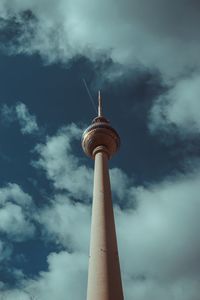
left=87, top=147, right=124, bottom=300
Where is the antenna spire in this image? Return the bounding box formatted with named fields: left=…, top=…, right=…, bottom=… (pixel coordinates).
left=98, top=90, right=103, bottom=117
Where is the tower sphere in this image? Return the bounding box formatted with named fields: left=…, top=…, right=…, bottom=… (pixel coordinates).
left=82, top=115, right=120, bottom=159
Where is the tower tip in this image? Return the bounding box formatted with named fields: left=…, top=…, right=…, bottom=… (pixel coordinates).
left=98, top=90, right=103, bottom=117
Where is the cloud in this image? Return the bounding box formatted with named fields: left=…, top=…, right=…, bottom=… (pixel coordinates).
left=0, top=0, right=200, bottom=79
left=0, top=241, right=12, bottom=262
left=33, top=123, right=134, bottom=206
left=110, top=167, right=133, bottom=207
left=1, top=1, right=200, bottom=140
left=15, top=102, right=39, bottom=134
left=36, top=168, right=200, bottom=300
left=118, top=170, right=200, bottom=280
left=1, top=2, right=200, bottom=297
left=116, top=169, right=200, bottom=299
left=37, top=194, right=90, bottom=253
left=31, top=124, right=200, bottom=300
left=1, top=102, right=39, bottom=135
left=34, top=123, right=93, bottom=201
left=0, top=289, right=33, bottom=300
left=1, top=0, right=200, bottom=141
left=1, top=251, right=88, bottom=300
left=1, top=120, right=200, bottom=299
left=4, top=165, right=200, bottom=300
left=24, top=251, right=88, bottom=300
left=0, top=183, right=35, bottom=241
left=149, top=74, right=200, bottom=137
left=0, top=103, right=15, bottom=123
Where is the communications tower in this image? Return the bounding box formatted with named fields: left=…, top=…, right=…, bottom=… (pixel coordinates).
left=82, top=92, right=124, bottom=300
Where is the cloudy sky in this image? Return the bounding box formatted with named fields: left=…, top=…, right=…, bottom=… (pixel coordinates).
left=0, top=0, right=200, bottom=299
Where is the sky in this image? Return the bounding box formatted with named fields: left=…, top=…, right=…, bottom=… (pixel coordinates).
left=0, top=0, right=200, bottom=299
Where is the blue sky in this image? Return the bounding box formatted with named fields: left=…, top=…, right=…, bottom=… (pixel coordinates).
left=1, top=1, right=200, bottom=299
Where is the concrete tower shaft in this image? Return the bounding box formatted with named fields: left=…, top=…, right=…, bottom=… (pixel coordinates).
left=82, top=93, right=124, bottom=300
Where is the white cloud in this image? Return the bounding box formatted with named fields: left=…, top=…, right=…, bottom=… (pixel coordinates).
left=0, top=0, right=200, bottom=79
left=0, top=252, right=88, bottom=300
left=34, top=124, right=93, bottom=201
left=1, top=119, right=200, bottom=299
left=0, top=183, right=35, bottom=241
left=0, top=183, right=33, bottom=207
left=110, top=167, right=133, bottom=206
left=2, top=0, right=200, bottom=141
left=0, top=289, right=34, bottom=300
left=30, top=124, right=200, bottom=300
left=0, top=203, right=35, bottom=242
left=37, top=194, right=90, bottom=253
left=15, top=102, right=39, bottom=134
left=118, top=170, right=200, bottom=283
left=3, top=166, right=200, bottom=300
left=24, top=251, right=88, bottom=300
left=34, top=123, right=133, bottom=205
left=1, top=1, right=200, bottom=139
left=0, top=102, right=39, bottom=135
left=149, top=74, right=200, bottom=136
left=1, top=0, right=200, bottom=296
left=0, top=104, right=15, bottom=123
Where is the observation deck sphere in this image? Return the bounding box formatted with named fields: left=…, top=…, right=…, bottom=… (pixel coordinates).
left=82, top=116, right=120, bottom=158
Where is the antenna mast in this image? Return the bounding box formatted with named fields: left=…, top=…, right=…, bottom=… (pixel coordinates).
left=98, top=90, right=103, bottom=117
